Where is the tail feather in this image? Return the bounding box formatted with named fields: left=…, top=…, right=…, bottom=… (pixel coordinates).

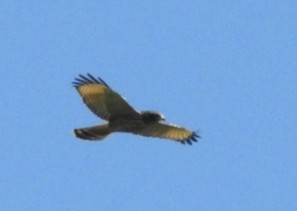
left=74, top=124, right=111, bottom=141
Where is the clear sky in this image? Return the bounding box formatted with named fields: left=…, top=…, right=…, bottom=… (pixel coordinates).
left=1, top=1, right=296, bottom=210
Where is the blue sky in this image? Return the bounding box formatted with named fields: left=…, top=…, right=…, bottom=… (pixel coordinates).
left=1, top=1, right=297, bottom=210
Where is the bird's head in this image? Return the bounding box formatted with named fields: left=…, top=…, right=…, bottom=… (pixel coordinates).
left=141, top=111, right=165, bottom=123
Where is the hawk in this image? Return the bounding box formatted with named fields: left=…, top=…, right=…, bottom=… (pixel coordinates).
left=72, top=74, right=200, bottom=145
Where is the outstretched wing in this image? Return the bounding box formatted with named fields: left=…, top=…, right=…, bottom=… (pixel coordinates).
left=134, top=122, right=200, bottom=145
left=72, top=73, right=139, bottom=120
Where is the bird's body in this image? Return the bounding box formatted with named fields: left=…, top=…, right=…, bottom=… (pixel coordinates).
left=109, top=114, right=142, bottom=132
left=72, top=74, right=200, bottom=145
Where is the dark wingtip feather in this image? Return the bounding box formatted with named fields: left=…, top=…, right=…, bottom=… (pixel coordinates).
left=194, top=132, right=201, bottom=139
left=182, top=131, right=200, bottom=145
left=186, top=139, right=193, bottom=145
left=86, top=73, right=101, bottom=83
left=72, top=73, right=110, bottom=88
left=97, top=77, right=110, bottom=88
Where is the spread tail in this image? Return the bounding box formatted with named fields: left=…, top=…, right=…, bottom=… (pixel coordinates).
left=74, top=124, right=111, bottom=141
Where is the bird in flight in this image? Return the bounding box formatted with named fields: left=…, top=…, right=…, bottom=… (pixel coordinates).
left=72, top=74, right=200, bottom=145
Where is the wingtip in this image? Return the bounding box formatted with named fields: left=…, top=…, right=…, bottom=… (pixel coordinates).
left=181, top=131, right=200, bottom=145
left=194, top=132, right=201, bottom=139
left=72, top=73, right=110, bottom=88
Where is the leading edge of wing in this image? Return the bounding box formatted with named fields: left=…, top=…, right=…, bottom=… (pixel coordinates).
left=72, top=73, right=110, bottom=89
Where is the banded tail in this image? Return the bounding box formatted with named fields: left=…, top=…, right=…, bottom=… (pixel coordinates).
left=74, top=124, right=111, bottom=141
